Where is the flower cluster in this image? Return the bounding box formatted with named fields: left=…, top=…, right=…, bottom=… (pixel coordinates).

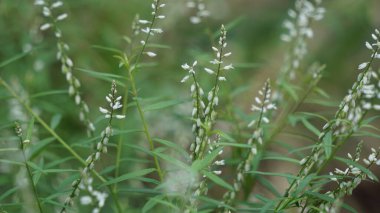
left=181, top=25, right=232, bottom=161
left=222, top=80, right=276, bottom=209
left=186, top=0, right=210, bottom=24
left=79, top=177, right=108, bottom=213
left=315, top=144, right=380, bottom=213
left=187, top=135, right=224, bottom=212
left=34, top=0, right=95, bottom=135
left=277, top=29, right=380, bottom=210
left=136, top=0, right=166, bottom=58
left=279, top=0, right=325, bottom=80
left=61, top=81, right=124, bottom=213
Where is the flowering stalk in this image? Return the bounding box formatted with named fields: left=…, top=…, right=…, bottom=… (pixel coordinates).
left=308, top=143, right=380, bottom=212
left=278, top=0, right=325, bottom=83
left=181, top=61, right=206, bottom=160
left=186, top=0, right=210, bottom=24
left=275, top=29, right=380, bottom=211
left=186, top=135, right=224, bottom=212
left=222, top=80, right=276, bottom=211
left=34, top=0, right=95, bottom=135
left=182, top=25, right=233, bottom=161
left=0, top=77, right=122, bottom=212
left=79, top=177, right=108, bottom=213
left=14, top=122, right=44, bottom=213
left=60, top=81, right=125, bottom=213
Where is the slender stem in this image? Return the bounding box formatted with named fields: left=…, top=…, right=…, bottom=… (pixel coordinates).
left=275, top=47, right=379, bottom=211
left=128, top=71, right=164, bottom=181
left=114, top=81, right=129, bottom=191
left=197, top=38, right=225, bottom=160
left=116, top=0, right=164, bottom=181
left=0, top=77, right=123, bottom=213
left=243, top=68, right=322, bottom=200
left=16, top=132, right=44, bottom=213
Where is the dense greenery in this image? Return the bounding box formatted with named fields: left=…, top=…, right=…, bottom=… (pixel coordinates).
left=1, top=0, right=379, bottom=212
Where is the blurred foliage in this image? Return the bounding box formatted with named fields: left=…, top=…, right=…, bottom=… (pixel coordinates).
left=1, top=0, right=380, bottom=212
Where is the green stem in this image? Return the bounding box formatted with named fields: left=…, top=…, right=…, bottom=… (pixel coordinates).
left=17, top=135, right=44, bottom=213
left=128, top=71, right=164, bottom=181
left=0, top=77, right=123, bottom=213
left=115, top=0, right=164, bottom=182
left=243, top=68, right=322, bottom=200
left=113, top=81, right=129, bottom=191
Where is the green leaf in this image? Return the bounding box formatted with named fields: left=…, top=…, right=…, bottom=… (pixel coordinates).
left=92, top=45, right=123, bottom=54
left=282, top=83, right=299, bottom=101
left=30, top=90, right=68, bottom=99
left=76, top=68, right=126, bottom=85
left=50, top=114, right=62, bottom=130
left=247, top=171, right=299, bottom=180
left=144, top=99, right=187, bottom=111
left=218, top=142, right=251, bottom=148
left=202, top=171, right=234, bottom=191
left=233, top=63, right=261, bottom=69
left=301, top=118, right=320, bottom=136
left=305, top=191, right=334, bottom=203
left=0, top=159, right=24, bottom=166
left=256, top=176, right=281, bottom=197
left=262, top=156, right=299, bottom=164
left=142, top=195, right=165, bottom=213
left=25, top=117, right=35, bottom=144
left=191, top=146, right=223, bottom=171
left=154, top=138, right=188, bottom=156
left=0, top=51, right=29, bottom=68
left=98, top=168, right=156, bottom=188
left=335, top=157, right=378, bottom=181
left=213, top=130, right=235, bottom=143
left=0, top=186, right=19, bottom=201
left=146, top=43, right=171, bottom=49
left=30, top=137, right=55, bottom=160
left=322, top=131, right=332, bottom=157
left=153, top=151, right=189, bottom=170
left=198, top=196, right=235, bottom=211
left=0, top=148, right=18, bottom=152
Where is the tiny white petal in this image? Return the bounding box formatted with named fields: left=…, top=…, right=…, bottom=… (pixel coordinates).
left=358, top=62, right=368, bottom=70
left=40, top=23, right=51, bottom=31
left=146, top=52, right=157, bottom=57
left=204, top=68, right=215, bottom=74
left=57, top=13, right=68, bottom=21
left=115, top=115, right=126, bottom=119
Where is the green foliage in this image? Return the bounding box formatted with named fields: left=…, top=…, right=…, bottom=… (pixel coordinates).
left=1, top=0, right=380, bottom=213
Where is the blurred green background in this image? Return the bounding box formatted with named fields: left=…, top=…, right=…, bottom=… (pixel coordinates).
left=1, top=0, right=380, bottom=212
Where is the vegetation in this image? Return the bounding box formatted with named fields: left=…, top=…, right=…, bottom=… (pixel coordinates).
left=1, top=0, right=379, bottom=212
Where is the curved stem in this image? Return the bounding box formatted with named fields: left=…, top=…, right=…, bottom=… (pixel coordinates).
left=0, top=77, right=123, bottom=213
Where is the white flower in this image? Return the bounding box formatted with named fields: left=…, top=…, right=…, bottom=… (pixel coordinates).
left=80, top=196, right=92, bottom=205
left=146, top=52, right=157, bottom=57
left=57, top=13, right=68, bottom=21
left=204, top=68, right=214, bottom=74
left=115, top=115, right=126, bottom=119
left=358, top=62, right=369, bottom=70
left=51, top=1, right=63, bottom=8
left=99, top=107, right=109, bottom=114
left=40, top=23, right=51, bottom=31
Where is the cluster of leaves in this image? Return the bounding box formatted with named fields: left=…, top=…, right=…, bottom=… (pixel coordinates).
left=0, top=1, right=380, bottom=213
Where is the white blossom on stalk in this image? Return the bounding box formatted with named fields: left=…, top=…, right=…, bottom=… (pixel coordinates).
left=279, top=0, right=325, bottom=82
left=222, top=80, right=276, bottom=210
left=280, top=29, right=380, bottom=209
left=60, top=81, right=122, bottom=213
left=186, top=0, right=210, bottom=24
left=316, top=143, right=380, bottom=212
left=35, top=0, right=95, bottom=135
left=99, top=81, right=126, bottom=120
left=139, top=0, right=166, bottom=57
left=79, top=177, right=108, bottom=213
